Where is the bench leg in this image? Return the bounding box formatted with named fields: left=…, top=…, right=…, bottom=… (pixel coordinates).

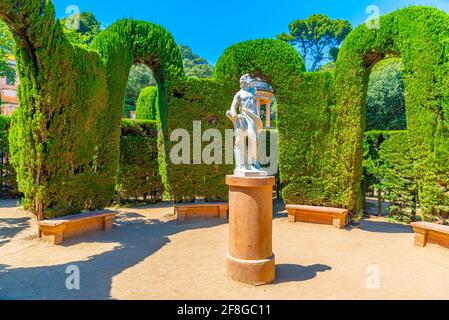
left=177, top=209, right=186, bottom=221
left=287, top=210, right=296, bottom=223
left=53, top=231, right=64, bottom=245
left=414, top=232, right=427, bottom=247
left=219, top=207, right=228, bottom=220
left=104, top=217, right=114, bottom=232
left=333, top=217, right=346, bottom=229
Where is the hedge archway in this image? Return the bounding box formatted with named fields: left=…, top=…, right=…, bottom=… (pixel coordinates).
left=0, top=1, right=184, bottom=218
left=331, top=6, right=449, bottom=218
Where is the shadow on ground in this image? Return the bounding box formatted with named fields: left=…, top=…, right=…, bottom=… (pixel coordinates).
left=0, top=217, right=31, bottom=247
left=275, top=264, right=332, bottom=284
left=0, top=209, right=225, bottom=300
left=357, top=219, right=413, bottom=234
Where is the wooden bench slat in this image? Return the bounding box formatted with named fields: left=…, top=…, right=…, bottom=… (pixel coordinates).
left=175, top=203, right=228, bottom=221
left=286, top=205, right=348, bottom=214
left=39, top=210, right=115, bottom=227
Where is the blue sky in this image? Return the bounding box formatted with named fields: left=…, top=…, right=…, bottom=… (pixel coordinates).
left=53, top=0, right=449, bottom=64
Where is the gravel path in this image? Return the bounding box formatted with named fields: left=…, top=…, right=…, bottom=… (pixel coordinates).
left=1, top=200, right=448, bottom=300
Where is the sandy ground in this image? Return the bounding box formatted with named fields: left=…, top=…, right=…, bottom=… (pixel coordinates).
left=1, top=199, right=449, bottom=300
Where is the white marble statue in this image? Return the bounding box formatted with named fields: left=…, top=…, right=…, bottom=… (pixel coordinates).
left=226, top=74, right=267, bottom=176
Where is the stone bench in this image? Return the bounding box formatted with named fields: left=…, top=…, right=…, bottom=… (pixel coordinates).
left=175, top=203, right=228, bottom=221
left=411, top=221, right=449, bottom=249
left=286, top=205, right=348, bottom=229
left=38, top=210, right=116, bottom=245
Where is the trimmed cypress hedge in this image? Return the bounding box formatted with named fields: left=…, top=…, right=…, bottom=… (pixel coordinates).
left=214, top=39, right=306, bottom=85
left=117, top=119, right=162, bottom=202
left=166, top=78, right=236, bottom=201
left=136, top=86, right=158, bottom=120
left=278, top=72, right=335, bottom=206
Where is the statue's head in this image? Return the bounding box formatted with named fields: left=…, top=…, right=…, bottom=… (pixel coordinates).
left=239, top=74, right=253, bottom=90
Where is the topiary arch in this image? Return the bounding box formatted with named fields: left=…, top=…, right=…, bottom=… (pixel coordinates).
left=330, top=6, right=449, bottom=219
left=0, top=1, right=184, bottom=218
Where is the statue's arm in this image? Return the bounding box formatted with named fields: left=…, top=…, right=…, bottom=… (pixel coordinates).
left=227, top=93, right=240, bottom=128
left=229, top=93, right=240, bottom=116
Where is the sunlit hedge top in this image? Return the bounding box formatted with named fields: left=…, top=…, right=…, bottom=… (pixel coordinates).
left=213, top=39, right=305, bottom=89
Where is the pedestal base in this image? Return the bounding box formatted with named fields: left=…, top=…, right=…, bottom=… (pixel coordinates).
left=226, top=175, right=276, bottom=285
left=226, top=253, right=275, bottom=285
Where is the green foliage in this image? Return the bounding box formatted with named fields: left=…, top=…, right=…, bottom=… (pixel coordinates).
left=136, top=86, right=158, bottom=120
left=125, top=64, right=156, bottom=108
left=363, top=131, right=418, bottom=222
left=0, top=115, right=18, bottom=197
left=117, top=119, right=162, bottom=201
left=0, top=20, right=15, bottom=85
left=331, top=6, right=449, bottom=219
left=60, top=11, right=101, bottom=44
left=366, top=58, right=406, bottom=131
left=277, top=14, right=352, bottom=71
left=180, top=45, right=213, bottom=78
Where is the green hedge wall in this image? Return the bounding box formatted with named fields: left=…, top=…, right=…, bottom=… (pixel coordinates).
left=332, top=6, right=449, bottom=218
left=117, top=119, right=162, bottom=201
left=136, top=86, right=158, bottom=120
left=278, top=72, right=335, bottom=206
left=166, top=78, right=235, bottom=201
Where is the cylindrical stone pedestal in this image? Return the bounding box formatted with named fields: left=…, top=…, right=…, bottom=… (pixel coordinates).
left=226, top=175, right=276, bottom=285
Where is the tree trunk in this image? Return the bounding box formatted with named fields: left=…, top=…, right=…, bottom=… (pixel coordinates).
left=377, top=189, right=382, bottom=217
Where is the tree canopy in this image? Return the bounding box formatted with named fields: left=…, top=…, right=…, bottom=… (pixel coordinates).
left=366, top=58, right=406, bottom=131
left=60, top=11, right=101, bottom=44
left=277, top=14, right=352, bottom=71
left=180, top=44, right=213, bottom=78
left=0, top=20, right=15, bottom=85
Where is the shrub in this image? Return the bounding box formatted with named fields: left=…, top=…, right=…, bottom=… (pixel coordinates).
left=136, top=86, right=158, bottom=120
left=117, top=119, right=162, bottom=202
left=363, top=131, right=418, bottom=222
left=0, top=115, right=19, bottom=198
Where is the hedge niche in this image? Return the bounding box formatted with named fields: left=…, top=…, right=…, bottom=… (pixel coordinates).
left=117, top=119, right=162, bottom=202
left=331, top=6, right=449, bottom=219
